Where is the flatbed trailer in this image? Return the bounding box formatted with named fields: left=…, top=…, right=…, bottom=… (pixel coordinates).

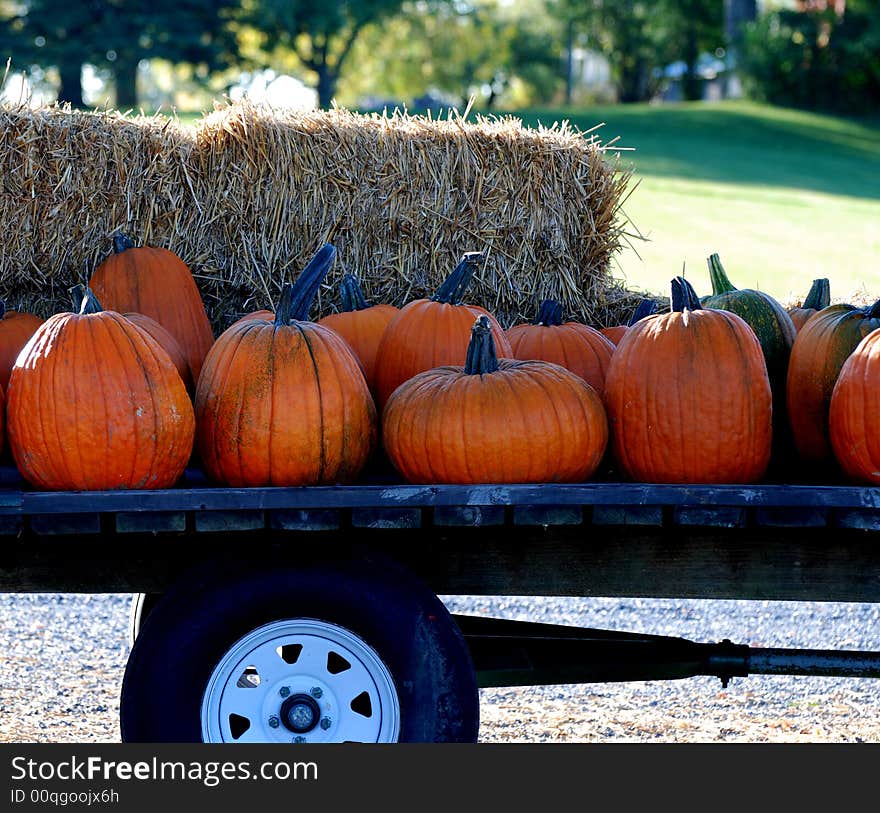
left=2, top=463, right=879, bottom=743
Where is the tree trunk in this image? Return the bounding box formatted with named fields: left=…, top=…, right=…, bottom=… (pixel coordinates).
left=316, top=67, right=336, bottom=109
left=564, top=18, right=575, bottom=106
left=57, top=60, right=84, bottom=108
left=682, top=25, right=701, bottom=101
left=113, top=57, right=139, bottom=110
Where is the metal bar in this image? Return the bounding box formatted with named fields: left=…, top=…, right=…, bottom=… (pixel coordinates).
left=746, top=648, right=880, bottom=678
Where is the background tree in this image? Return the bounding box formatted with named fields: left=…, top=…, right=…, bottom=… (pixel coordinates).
left=244, top=0, right=409, bottom=109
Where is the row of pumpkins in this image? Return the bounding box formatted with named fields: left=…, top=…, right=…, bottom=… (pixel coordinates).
left=0, top=234, right=877, bottom=491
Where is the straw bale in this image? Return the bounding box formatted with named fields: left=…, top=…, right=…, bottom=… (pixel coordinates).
left=0, top=98, right=642, bottom=332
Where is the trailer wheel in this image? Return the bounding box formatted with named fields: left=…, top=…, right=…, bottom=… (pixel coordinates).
left=119, top=557, right=479, bottom=743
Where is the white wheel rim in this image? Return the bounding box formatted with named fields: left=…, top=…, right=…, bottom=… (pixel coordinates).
left=200, top=619, right=401, bottom=743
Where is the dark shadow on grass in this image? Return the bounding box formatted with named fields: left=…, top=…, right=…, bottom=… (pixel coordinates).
left=516, top=101, right=880, bottom=202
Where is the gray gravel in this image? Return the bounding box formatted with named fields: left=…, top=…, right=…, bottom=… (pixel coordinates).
left=1, top=593, right=879, bottom=743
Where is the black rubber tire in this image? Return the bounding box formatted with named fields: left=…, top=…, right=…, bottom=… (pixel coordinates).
left=119, top=555, right=480, bottom=743
left=127, top=592, right=163, bottom=649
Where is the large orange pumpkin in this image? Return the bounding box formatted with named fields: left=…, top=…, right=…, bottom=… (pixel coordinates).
left=195, top=244, right=376, bottom=487
left=604, top=276, right=772, bottom=484
left=0, top=301, right=43, bottom=391
left=7, top=288, right=194, bottom=490
left=505, top=299, right=615, bottom=398
left=90, top=232, right=214, bottom=384
left=383, top=315, right=608, bottom=484
left=788, top=278, right=830, bottom=333
left=317, top=274, right=399, bottom=397
left=600, top=298, right=657, bottom=346
left=829, top=328, right=880, bottom=484
left=786, top=298, right=880, bottom=465
left=373, top=253, right=512, bottom=409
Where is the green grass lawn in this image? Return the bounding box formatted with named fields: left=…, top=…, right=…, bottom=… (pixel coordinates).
left=517, top=100, right=880, bottom=306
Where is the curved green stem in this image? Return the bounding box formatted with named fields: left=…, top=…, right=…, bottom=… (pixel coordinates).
left=803, top=278, right=830, bottom=311
left=464, top=315, right=499, bottom=375
left=431, top=252, right=484, bottom=305
left=532, top=299, right=563, bottom=326
left=69, top=284, right=86, bottom=311
left=707, top=253, right=737, bottom=295
left=285, top=243, right=337, bottom=323
left=671, top=276, right=702, bottom=313
left=339, top=274, right=369, bottom=312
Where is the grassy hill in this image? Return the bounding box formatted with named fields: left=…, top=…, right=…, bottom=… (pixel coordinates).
left=516, top=100, right=880, bottom=306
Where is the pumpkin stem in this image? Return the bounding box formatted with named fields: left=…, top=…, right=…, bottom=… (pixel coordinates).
left=671, top=276, right=703, bottom=313
left=286, top=243, right=337, bottom=322
left=464, top=315, right=499, bottom=375
left=112, top=232, right=136, bottom=254
left=627, top=298, right=657, bottom=325
left=802, top=278, right=830, bottom=311
left=78, top=287, right=103, bottom=315
left=339, top=274, right=369, bottom=312
left=532, top=299, right=563, bottom=326
left=274, top=283, right=295, bottom=327
left=431, top=252, right=484, bottom=305
left=707, top=253, right=737, bottom=295
left=69, top=283, right=87, bottom=311
left=866, top=299, right=880, bottom=319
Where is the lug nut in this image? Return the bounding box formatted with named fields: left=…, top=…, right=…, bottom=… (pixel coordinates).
left=268, top=716, right=280, bottom=728
left=320, top=717, right=331, bottom=730
left=279, top=686, right=291, bottom=698
left=310, top=686, right=323, bottom=698
left=293, top=736, right=307, bottom=743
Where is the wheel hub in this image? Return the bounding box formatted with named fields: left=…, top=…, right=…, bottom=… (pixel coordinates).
left=280, top=693, right=321, bottom=733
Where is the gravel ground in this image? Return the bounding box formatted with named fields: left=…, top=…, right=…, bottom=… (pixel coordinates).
left=1, top=593, right=879, bottom=743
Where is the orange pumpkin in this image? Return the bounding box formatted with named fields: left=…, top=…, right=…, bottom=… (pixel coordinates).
left=195, top=244, right=376, bottom=487
left=373, top=253, right=512, bottom=409
left=604, top=276, right=772, bottom=484
left=317, top=274, right=399, bottom=397
left=600, top=298, right=658, bottom=346
left=90, top=232, right=214, bottom=384
left=788, top=278, right=830, bottom=333
left=829, top=328, right=880, bottom=484
left=123, top=312, right=193, bottom=395
left=506, top=299, right=615, bottom=398
left=7, top=288, right=194, bottom=490
left=383, top=315, right=608, bottom=484
left=786, top=298, right=880, bottom=465
left=0, top=301, right=43, bottom=391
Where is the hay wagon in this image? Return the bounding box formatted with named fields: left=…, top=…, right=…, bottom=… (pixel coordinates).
left=1, top=100, right=878, bottom=743
left=1, top=464, right=880, bottom=742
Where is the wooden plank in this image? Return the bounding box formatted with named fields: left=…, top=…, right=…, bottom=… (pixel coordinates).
left=351, top=508, right=422, bottom=529
left=115, top=511, right=186, bottom=534
left=432, top=506, right=506, bottom=527
left=269, top=509, right=341, bottom=532
left=29, top=513, right=102, bottom=536
left=194, top=511, right=265, bottom=533
left=673, top=506, right=747, bottom=528
left=755, top=507, right=829, bottom=528
left=592, top=505, right=663, bottom=526
left=513, top=505, right=583, bottom=526
left=836, top=509, right=880, bottom=532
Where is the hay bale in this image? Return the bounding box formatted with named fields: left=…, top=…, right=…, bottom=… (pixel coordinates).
left=0, top=98, right=637, bottom=331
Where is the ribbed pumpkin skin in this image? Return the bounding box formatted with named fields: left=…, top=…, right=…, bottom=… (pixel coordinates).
left=829, top=329, right=880, bottom=484
left=786, top=304, right=880, bottom=464
left=90, top=244, right=215, bottom=384
left=604, top=308, right=772, bottom=484
left=788, top=278, right=830, bottom=334
left=600, top=325, right=628, bottom=346
left=506, top=322, right=615, bottom=398
left=195, top=319, right=376, bottom=487
left=383, top=359, right=608, bottom=484
left=7, top=310, right=195, bottom=490
left=373, top=301, right=512, bottom=409
left=0, top=308, right=43, bottom=391
left=124, top=312, right=193, bottom=394
left=318, top=304, right=399, bottom=395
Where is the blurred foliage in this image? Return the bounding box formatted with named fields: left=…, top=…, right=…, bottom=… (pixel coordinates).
left=740, top=0, right=880, bottom=114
